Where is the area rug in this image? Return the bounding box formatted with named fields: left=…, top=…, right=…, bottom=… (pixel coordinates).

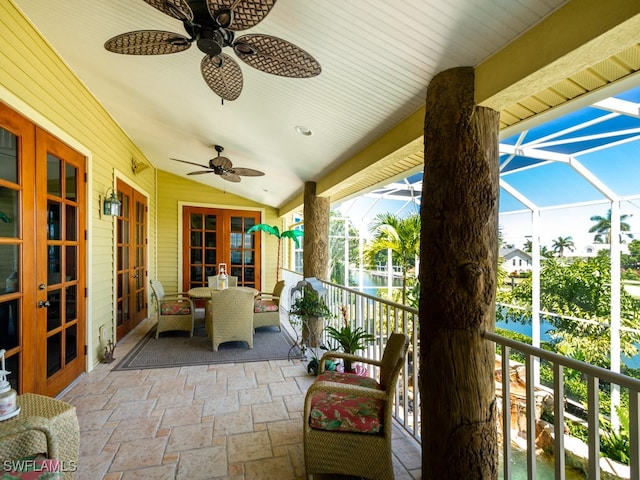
left=114, top=325, right=301, bottom=370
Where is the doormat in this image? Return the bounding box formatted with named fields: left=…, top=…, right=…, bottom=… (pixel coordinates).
left=114, top=325, right=301, bottom=370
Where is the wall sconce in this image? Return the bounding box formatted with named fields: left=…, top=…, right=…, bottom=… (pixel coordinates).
left=131, top=157, right=150, bottom=174
left=100, top=188, right=121, bottom=218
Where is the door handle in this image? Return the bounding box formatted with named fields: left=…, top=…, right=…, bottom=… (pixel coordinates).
left=38, top=300, right=50, bottom=308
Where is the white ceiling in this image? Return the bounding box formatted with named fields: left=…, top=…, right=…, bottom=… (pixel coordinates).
left=13, top=0, right=567, bottom=208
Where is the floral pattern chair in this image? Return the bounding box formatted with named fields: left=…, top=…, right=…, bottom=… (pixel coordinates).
left=253, top=280, right=285, bottom=331
left=149, top=280, right=194, bottom=339
left=303, top=332, right=409, bottom=480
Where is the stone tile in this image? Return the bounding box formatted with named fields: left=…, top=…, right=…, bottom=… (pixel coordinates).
left=252, top=399, right=289, bottom=423
left=109, top=437, right=167, bottom=471
left=202, top=393, right=240, bottom=416
left=160, top=403, right=203, bottom=427
left=176, top=446, right=227, bottom=480
left=243, top=455, right=297, bottom=480
left=78, top=409, right=113, bottom=431
left=121, top=464, right=177, bottom=480
left=108, top=399, right=157, bottom=421
left=74, top=453, right=115, bottom=480
left=193, top=382, right=228, bottom=401
left=167, top=423, right=214, bottom=452
left=213, top=406, right=254, bottom=435
left=79, top=429, right=113, bottom=457
left=109, top=385, right=152, bottom=404
left=228, top=373, right=258, bottom=391
left=239, top=386, right=273, bottom=405
left=185, top=370, right=218, bottom=387
left=282, top=393, right=305, bottom=413
left=227, top=431, right=272, bottom=463
left=267, top=419, right=303, bottom=447
left=269, top=379, right=302, bottom=397
left=254, top=368, right=286, bottom=385
left=109, top=416, right=161, bottom=442
left=68, top=392, right=113, bottom=412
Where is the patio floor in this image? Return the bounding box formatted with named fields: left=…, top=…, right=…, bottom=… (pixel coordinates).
left=58, top=316, right=422, bottom=479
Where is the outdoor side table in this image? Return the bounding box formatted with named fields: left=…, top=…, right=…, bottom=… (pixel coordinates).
left=0, top=393, right=79, bottom=480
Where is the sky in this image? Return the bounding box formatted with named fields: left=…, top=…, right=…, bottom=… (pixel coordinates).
left=332, top=85, right=640, bottom=251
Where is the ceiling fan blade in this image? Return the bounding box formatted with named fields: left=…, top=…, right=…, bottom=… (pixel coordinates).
left=232, top=167, right=265, bottom=177
left=170, top=158, right=210, bottom=169
left=187, top=171, right=216, bottom=175
left=206, top=0, right=276, bottom=31
left=211, top=156, right=233, bottom=169
left=143, top=0, right=194, bottom=22
left=201, top=54, right=243, bottom=101
left=233, top=34, right=321, bottom=78
left=220, top=172, right=242, bottom=182
left=105, top=31, right=191, bottom=55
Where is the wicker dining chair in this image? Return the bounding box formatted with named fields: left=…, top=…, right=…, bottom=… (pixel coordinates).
left=253, top=280, right=285, bottom=331
left=205, top=287, right=256, bottom=351
left=149, top=279, right=195, bottom=339
left=303, top=332, right=410, bottom=480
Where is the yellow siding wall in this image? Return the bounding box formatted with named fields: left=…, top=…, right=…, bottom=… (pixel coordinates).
left=0, top=0, right=282, bottom=371
left=156, top=170, right=280, bottom=293
left=0, top=1, right=158, bottom=367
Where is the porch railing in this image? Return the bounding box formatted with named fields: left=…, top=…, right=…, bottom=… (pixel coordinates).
left=281, top=270, right=640, bottom=478
left=281, top=269, right=420, bottom=442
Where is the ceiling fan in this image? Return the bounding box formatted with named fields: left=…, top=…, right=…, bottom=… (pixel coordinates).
left=104, top=0, right=321, bottom=101
left=171, top=145, right=265, bottom=182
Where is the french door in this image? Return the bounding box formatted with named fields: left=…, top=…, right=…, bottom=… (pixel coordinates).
left=182, top=207, right=261, bottom=292
left=115, top=179, right=147, bottom=341
left=0, top=102, right=86, bottom=396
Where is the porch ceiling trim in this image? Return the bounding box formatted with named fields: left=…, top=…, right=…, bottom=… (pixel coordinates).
left=279, top=0, right=640, bottom=218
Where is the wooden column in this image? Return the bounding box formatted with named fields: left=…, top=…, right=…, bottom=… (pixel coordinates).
left=303, top=181, right=329, bottom=280
left=419, top=67, right=500, bottom=479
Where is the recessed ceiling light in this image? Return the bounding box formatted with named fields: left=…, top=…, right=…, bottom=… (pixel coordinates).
left=295, top=125, right=312, bottom=136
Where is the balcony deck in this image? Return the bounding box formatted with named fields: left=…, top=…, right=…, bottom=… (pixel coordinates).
left=58, top=316, right=422, bottom=479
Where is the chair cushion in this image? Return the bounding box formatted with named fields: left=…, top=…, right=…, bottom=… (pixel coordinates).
left=254, top=299, right=278, bottom=313
left=3, top=454, right=61, bottom=479
left=308, top=371, right=384, bottom=434
left=160, top=300, right=191, bottom=315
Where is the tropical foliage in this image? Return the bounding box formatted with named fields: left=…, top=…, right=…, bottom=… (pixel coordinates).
left=589, top=209, right=633, bottom=244
left=497, top=255, right=640, bottom=370
left=364, top=212, right=420, bottom=304
left=551, top=236, right=575, bottom=257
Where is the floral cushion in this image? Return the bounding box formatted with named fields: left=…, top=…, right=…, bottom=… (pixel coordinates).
left=254, top=299, right=279, bottom=313
left=1, top=454, right=61, bottom=479
left=160, top=300, right=191, bottom=315
left=308, top=371, right=384, bottom=433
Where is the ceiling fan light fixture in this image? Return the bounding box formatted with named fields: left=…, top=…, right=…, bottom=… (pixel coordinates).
left=234, top=42, right=256, bottom=56
left=215, top=9, right=233, bottom=29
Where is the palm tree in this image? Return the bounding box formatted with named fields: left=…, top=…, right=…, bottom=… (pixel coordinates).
left=589, top=209, right=633, bottom=243
left=552, top=236, right=575, bottom=257
left=246, top=224, right=303, bottom=281
left=364, top=212, right=420, bottom=304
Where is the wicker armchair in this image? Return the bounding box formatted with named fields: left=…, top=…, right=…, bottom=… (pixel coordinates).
left=150, top=280, right=195, bottom=339
left=205, top=287, right=256, bottom=351
left=253, top=280, right=285, bottom=331
left=0, top=393, right=79, bottom=480
left=303, top=332, right=409, bottom=480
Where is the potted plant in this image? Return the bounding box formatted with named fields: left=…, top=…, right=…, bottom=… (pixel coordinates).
left=290, top=287, right=332, bottom=349
left=325, top=306, right=375, bottom=373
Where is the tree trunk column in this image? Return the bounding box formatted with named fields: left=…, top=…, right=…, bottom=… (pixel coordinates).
left=419, top=67, right=500, bottom=479
left=303, top=181, right=329, bottom=281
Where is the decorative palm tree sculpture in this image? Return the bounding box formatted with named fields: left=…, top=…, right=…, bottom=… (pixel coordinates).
left=247, top=224, right=303, bottom=281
